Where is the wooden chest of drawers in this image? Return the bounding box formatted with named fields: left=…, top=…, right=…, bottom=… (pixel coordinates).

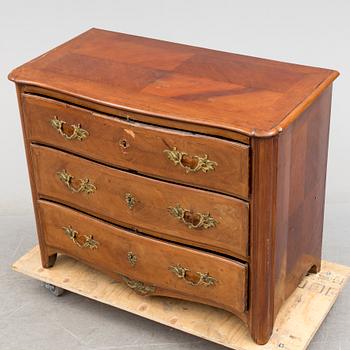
left=9, top=28, right=339, bottom=344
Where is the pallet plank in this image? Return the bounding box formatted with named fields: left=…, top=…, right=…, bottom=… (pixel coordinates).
left=12, top=246, right=350, bottom=350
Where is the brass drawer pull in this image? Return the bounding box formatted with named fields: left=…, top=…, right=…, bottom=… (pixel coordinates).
left=164, top=147, right=217, bottom=173
left=122, top=275, right=156, bottom=295
left=50, top=116, right=89, bottom=141
left=63, top=226, right=99, bottom=249
left=169, top=204, right=217, bottom=229
left=57, top=169, right=96, bottom=194
left=169, top=264, right=216, bottom=287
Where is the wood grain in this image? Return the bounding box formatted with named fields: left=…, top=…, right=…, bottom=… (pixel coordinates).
left=9, top=29, right=340, bottom=345
left=23, top=86, right=251, bottom=144
left=249, top=136, right=278, bottom=344
left=37, top=200, right=248, bottom=316
left=14, top=84, right=58, bottom=268
left=273, top=86, right=333, bottom=316
left=8, top=28, right=338, bottom=137
left=31, top=144, right=249, bottom=258
left=12, top=246, right=350, bottom=350
left=247, top=87, right=334, bottom=344
left=23, top=93, right=250, bottom=198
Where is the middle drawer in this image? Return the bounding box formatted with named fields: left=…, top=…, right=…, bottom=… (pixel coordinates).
left=31, top=145, right=249, bottom=258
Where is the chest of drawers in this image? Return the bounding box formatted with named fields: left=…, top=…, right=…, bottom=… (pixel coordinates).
left=9, top=28, right=339, bottom=344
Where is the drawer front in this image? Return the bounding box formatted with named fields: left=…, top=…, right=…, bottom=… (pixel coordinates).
left=23, top=93, right=250, bottom=198
left=38, top=200, right=248, bottom=314
left=31, top=145, right=249, bottom=258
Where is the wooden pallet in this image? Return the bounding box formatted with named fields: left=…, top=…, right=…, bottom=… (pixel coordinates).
left=12, top=246, right=350, bottom=350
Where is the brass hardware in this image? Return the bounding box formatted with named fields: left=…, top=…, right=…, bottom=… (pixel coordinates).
left=122, top=276, right=156, bottom=295
left=127, top=251, right=137, bottom=267
left=63, top=226, right=99, bottom=249
left=164, top=147, right=217, bottom=173
left=50, top=116, right=89, bottom=141
left=125, top=193, right=136, bottom=209
left=168, top=204, right=217, bottom=230
left=169, top=264, right=216, bottom=287
left=57, top=169, right=96, bottom=194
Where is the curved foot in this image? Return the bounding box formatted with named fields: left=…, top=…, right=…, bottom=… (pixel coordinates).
left=308, top=262, right=321, bottom=274
left=249, top=327, right=273, bottom=345
left=42, top=252, right=57, bottom=268
left=249, top=316, right=274, bottom=345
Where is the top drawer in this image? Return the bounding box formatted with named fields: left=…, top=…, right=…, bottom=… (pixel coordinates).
left=22, top=94, right=250, bottom=198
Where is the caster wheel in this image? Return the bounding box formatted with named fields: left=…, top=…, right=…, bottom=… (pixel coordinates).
left=42, top=282, right=65, bottom=297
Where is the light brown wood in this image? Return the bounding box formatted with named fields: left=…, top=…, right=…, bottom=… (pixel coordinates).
left=31, top=145, right=249, bottom=258
left=247, top=86, right=335, bottom=344
left=249, top=136, right=278, bottom=344
left=14, top=85, right=58, bottom=268
left=12, top=246, right=350, bottom=350
left=23, top=86, right=251, bottom=144
left=273, top=86, right=333, bottom=316
left=8, top=28, right=339, bottom=138
left=38, top=200, right=248, bottom=315
left=23, top=93, right=250, bottom=198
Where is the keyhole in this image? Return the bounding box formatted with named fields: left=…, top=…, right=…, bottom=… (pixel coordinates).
left=119, top=139, right=130, bottom=150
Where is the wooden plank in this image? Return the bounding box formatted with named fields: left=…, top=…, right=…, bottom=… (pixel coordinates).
left=8, top=28, right=339, bottom=138
left=12, top=246, right=350, bottom=350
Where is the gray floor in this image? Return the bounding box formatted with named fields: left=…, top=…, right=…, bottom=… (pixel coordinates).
left=0, top=203, right=349, bottom=350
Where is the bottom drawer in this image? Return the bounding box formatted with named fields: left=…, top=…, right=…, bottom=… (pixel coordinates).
left=38, top=200, right=248, bottom=315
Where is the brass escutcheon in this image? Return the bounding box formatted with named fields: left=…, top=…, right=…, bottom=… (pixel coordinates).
left=57, top=169, right=96, bottom=194
left=168, top=204, right=217, bottom=230
left=127, top=251, right=137, bottom=267
left=125, top=193, right=136, bottom=209
left=169, top=264, right=216, bottom=287
left=50, top=116, right=89, bottom=141
left=63, top=226, right=99, bottom=249
left=164, top=147, right=217, bottom=173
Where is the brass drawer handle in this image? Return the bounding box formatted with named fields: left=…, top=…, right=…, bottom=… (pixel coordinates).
left=121, top=275, right=156, bottom=295
left=169, top=264, right=216, bottom=287
left=57, top=169, right=96, bottom=194
left=169, top=204, right=217, bottom=229
left=164, top=147, right=217, bottom=173
left=63, top=226, right=99, bottom=249
left=50, top=116, right=89, bottom=141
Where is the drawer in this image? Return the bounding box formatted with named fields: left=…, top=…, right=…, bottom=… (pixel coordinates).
left=31, top=145, right=249, bottom=258
left=23, top=93, right=250, bottom=198
left=38, top=200, right=248, bottom=314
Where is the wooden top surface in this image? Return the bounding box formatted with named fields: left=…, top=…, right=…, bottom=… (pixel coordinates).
left=9, top=28, right=339, bottom=137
